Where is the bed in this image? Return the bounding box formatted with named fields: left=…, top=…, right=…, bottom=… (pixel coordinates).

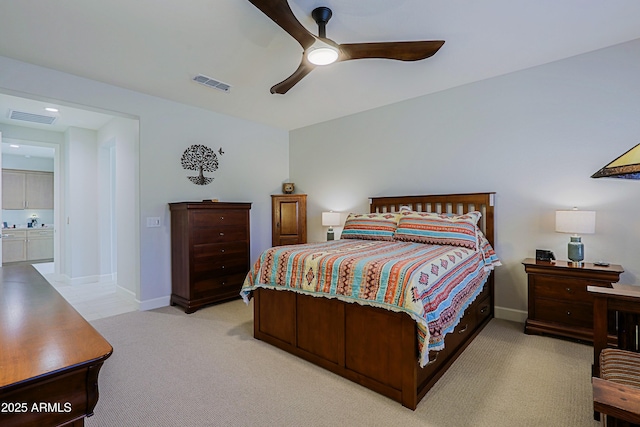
left=241, top=192, right=498, bottom=410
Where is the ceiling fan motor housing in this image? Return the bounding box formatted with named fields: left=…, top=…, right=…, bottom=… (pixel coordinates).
left=312, top=7, right=332, bottom=38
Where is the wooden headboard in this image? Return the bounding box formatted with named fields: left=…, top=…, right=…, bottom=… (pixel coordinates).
left=369, top=192, right=495, bottom=247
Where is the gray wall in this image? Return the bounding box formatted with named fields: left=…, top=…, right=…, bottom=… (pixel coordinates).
left=290, top=39, right=640, bottom=321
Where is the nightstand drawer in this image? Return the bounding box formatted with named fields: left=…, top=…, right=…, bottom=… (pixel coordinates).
left=533, top=276, right=592, bottom=303
left=523, top=258, right=623, bottom=342
left=535, top=298, right=593, bottom=328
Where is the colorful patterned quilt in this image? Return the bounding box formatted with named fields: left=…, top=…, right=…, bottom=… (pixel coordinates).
left=241, top=235, right=500, bottom=367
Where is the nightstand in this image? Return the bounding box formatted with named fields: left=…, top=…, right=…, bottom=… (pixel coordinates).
left=271, top=194, right=307, bottom=246
left=522, top=258, right=624, bottom=342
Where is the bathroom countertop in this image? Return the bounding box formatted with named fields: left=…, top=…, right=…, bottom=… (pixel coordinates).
left=3, top=226, right=54, bottom=231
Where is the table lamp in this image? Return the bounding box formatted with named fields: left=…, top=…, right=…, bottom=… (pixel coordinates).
left=322, top=211, right=341, bottom=241
left=555, top=208, right=596, bottom=264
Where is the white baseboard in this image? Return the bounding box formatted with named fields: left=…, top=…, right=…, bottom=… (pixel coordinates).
left=138, top=295, right=171, bottom=311
left=56, top=273, right=116, bottom=286
left=100, top=273, right=117, bottom=283
left=68, top=275, right=101, bottom=286
left=495, top=305, right=527, bottom=323
left=116, top=285, right=137, bottom=303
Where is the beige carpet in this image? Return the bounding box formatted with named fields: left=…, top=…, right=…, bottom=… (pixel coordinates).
left=87, top=300, right=600, bottom=427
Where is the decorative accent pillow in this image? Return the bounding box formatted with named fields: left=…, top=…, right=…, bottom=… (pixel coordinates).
left=394, top=211, right=481, bottom=249
left=341, top=212, right=400, bottom=241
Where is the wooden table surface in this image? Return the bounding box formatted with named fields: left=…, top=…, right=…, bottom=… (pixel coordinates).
left=0, top=264, right=113, bottom=426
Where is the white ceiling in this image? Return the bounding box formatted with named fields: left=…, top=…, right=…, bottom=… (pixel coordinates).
left=1, top=0, right=640, bottom=131
left=0, top=92, right=116, bottom=159
left=0, top=92, right=116, bottom=132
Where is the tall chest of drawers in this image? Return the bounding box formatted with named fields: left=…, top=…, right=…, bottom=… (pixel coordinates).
left=169, top=201, right=251, bottom=313
left=523, top=258, right=623, bottom=342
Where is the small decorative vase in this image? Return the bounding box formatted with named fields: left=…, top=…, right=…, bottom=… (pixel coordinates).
left=567, top=236, right=584, bottom=263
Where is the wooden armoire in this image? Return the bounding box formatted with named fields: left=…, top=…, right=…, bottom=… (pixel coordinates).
left=271, top=194, right=306, bottom=246
left=169, top=201, right=251, bottom=313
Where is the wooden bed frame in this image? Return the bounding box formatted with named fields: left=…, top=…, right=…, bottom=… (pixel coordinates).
left=252, top=192, right=496, bottom=410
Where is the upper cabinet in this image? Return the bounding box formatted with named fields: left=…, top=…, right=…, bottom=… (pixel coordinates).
left=2, top=170, right=26, bottom=209
left=2, top=169, right=54, bottom=210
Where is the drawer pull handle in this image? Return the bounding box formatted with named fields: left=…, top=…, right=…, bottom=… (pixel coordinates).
left=426, top=352, right=440, bottom=365
left=458, top=324, right=468, bottom=334
left=480, top=306, right=488, bottom=314
left=220, top=232, right=225, bottom=236
left=220, top=216, right=224, bottom=220
left=221, top=265, right=225, bottom=269
left=566, top=311, right=571, bottom=316
left=221, top=249, right=225, bottom=253
left=566, top=287, right=571, bottom=292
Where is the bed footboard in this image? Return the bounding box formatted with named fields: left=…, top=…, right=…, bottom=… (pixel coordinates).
left=253, top=276, right=492, bottom=409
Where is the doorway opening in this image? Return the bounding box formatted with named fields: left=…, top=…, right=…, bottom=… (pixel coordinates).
left=0, top=92, right=140, bottom=321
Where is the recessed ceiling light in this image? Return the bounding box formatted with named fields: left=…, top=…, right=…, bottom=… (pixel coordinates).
left=44, top=107, right=59, bottom=112
left=9, top=144, right=20, bottom=148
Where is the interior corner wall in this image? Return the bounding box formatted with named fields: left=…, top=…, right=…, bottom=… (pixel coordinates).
left=97, top=117, right=139, bottom=297
left=97, top=138, right=115, bottom=279
left=64, top=126, right=100, bottom=281
left=289, top=39, right=640, bottom=321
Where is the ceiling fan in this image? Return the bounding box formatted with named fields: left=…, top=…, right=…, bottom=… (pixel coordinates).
left=248, top=0, right=445, bottom=94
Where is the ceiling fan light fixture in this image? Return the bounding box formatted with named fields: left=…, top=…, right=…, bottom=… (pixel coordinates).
left=307, top=46, right=339, bottom=65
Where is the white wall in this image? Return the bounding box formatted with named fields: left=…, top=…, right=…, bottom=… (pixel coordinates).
left=2, top=152, right=54, bottom=171
left=290, top=39, right=640, bottom=321
left=97, top=117, right=139, bottom=296
left=0, top=55, right=289, bottom=309
left=0, top=123, right=64, bottom=146
left=64, top=127, right=99, bottom=279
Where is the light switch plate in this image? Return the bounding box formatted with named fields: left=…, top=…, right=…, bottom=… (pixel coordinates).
left=146, top=217, right=161, bottom=227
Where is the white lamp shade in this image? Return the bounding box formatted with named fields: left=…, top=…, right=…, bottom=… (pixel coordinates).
left=555, top=210, right=596, bottom=234
left=322, top=212, right=341, bottom=227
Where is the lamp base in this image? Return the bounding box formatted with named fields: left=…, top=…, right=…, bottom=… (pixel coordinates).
left=327, top=228, right=335, bottom=241
left=567, top=235, right=584, bottom=264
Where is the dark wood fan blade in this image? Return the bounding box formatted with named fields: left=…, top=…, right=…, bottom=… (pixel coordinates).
left=248, top=0, right=316, bottom=49
left=339, top=40, right=445, bottom=61
left=270, top=60, right=315, bottom=94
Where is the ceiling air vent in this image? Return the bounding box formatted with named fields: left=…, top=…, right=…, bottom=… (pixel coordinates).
left=8, top=110, right=57, bottom=125
left=193, top=74, right=231, bottom=93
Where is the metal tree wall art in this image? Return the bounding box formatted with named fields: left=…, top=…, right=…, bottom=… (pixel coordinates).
left=181, top=145, right=224, bottom=185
